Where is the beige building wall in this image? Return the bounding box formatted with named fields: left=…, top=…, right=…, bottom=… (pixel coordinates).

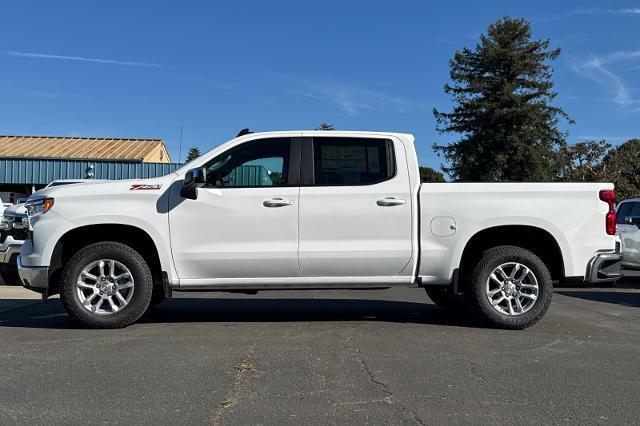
left=142, top=145, right=171, bottom=163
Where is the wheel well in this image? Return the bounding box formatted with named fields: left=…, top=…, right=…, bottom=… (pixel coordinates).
left=459, top=225, right=564, bottom=285
left=48, top=224, right=163, bottom=295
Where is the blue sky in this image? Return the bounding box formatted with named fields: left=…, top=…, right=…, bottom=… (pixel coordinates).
left=1, top=1, right=639, bottom=171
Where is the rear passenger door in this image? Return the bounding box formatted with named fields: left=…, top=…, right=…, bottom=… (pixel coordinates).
left=298, top=136, right=413, bottom=280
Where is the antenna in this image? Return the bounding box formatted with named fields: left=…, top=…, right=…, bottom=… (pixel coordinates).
left=178, top=125, right=183, bottom=163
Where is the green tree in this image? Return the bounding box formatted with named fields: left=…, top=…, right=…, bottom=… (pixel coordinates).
left=185, top=147, right=201, bottom=162
left=433, top=17, right=572, bottom=182
left=315, top=123, right=335, bottom=130
left=419, top=166, right=446, bottom=183
left=557, top=140, right=612, bottom=182
left=599, top=139, right=640, bottom=200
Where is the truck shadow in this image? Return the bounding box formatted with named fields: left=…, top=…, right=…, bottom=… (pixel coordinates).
left=555, top=289, right=640, bottom=308
left=555, top=276, right=640, bottom=308
left=142, top=298, right=479, bottom=326
left=0, top=298, right=481, bottom=329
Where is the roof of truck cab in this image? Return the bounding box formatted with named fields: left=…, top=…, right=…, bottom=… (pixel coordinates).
left=244, top=130, right=414, bottom=139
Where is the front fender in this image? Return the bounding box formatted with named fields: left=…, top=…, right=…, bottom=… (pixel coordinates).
left=21, top=213, right=178, bottom=286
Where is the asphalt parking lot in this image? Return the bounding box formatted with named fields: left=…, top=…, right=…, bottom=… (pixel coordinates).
left=1, top=276, right=639, bottom=425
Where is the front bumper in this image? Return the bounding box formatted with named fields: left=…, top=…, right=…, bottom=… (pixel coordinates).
left=0, top=239, right=23, bottom=264
left=17, top=255, right=49, bottom=294
left=586, top=252, right=623, bottom=284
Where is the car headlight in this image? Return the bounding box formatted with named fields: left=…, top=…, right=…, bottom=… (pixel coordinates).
left=26, top=198, right=55, bottom=217
left=12, top=216, right=29, bottom=230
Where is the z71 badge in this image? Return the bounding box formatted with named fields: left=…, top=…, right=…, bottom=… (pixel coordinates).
left=130, top=184, right=162, bottom=190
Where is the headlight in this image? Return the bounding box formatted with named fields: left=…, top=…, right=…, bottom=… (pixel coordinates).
left=12, top=216, right=29, bottom=230
left=25, top=198, right=55, bottom=217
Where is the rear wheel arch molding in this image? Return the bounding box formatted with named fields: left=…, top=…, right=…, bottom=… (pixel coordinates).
left=457, top=225, right=566, bottom=283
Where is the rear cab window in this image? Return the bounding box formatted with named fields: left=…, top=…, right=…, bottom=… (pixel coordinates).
left=310, top=137, right=395, bottom=186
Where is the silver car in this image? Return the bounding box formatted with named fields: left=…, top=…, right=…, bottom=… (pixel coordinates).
left=616, top=199, right=640, bottom=269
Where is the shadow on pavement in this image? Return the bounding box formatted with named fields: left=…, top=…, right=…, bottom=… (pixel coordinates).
left=0, top=297, right=480, bottom=329
left=556, top=274, right=640, bottom=308
left=556, top=289, right=640, bottom=308
left=143, top=298, right=476, bottom=326
left=0, top=299, right=40, bottom=312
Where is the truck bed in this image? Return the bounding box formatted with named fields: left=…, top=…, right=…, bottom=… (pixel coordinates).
left=417, top=182, right=615, bottom=284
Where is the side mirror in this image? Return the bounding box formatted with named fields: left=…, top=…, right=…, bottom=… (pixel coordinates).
left=180, top=168, right=206, bottom=200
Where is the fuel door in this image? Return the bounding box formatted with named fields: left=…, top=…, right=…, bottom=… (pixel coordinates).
left=430, top=216, right=456, bottom=237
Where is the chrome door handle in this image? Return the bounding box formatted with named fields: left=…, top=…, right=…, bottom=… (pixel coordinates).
left=263, top=197, right=293, bottom=207
left=376, top=197, right=406, bottom=207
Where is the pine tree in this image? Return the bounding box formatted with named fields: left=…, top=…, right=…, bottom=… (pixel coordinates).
left=185, top=147, right=201, bottom=162
left=315, top=123, right=335, bottom=131
left=433, top=17, right=572, bottom=182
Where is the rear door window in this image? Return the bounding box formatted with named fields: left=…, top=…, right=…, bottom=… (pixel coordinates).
left=312, top=137, right=394, bottom=186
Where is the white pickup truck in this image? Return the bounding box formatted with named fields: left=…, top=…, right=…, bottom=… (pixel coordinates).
left=17, top=130, right=622, bottom=329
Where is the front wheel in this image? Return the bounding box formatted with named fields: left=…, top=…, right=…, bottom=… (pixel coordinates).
left=60, top=242, right=153, bottom=328
left=468, top=245, right=553, bottom=330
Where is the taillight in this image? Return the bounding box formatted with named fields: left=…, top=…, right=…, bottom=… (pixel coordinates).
left=599, top=189, right=616, bottom=235
left=606, top=211, right=616, bottom=235
left=599, top=189, right=615, bottom=204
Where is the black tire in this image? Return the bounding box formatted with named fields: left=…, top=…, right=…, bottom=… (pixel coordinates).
left=60, top=242, right=153, bottom=328
left=468, top=245, right=553, bottom=330
left=424, top=287, right=466, bottom=311
left=0, top=265, right=20, bottom=285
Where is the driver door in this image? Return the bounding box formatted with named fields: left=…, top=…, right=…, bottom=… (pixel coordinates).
left=168, top=137, right=300, bottom=282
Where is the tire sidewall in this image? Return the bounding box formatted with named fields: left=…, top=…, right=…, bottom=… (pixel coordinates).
left=470, top=246, right=553, bottom=329
left=60, top=242, right=153, bottom=328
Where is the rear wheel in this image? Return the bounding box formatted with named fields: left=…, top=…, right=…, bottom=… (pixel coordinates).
left=60, top=242, right=153, bottom=328
left=468, top=245, right=553, bottom=330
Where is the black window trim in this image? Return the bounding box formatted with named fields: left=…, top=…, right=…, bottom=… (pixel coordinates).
left=200, top=137, right=301, bottom=189
left=300, top=136, right=397, bottom=187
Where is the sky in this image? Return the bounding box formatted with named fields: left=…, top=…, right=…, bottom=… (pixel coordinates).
left=1, top=1, right=639, bottom=171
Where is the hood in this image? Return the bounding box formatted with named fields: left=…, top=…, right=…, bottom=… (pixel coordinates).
left=3, top=203, right=27, bottom=217
left=28, top=174, right=177, bottom=202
